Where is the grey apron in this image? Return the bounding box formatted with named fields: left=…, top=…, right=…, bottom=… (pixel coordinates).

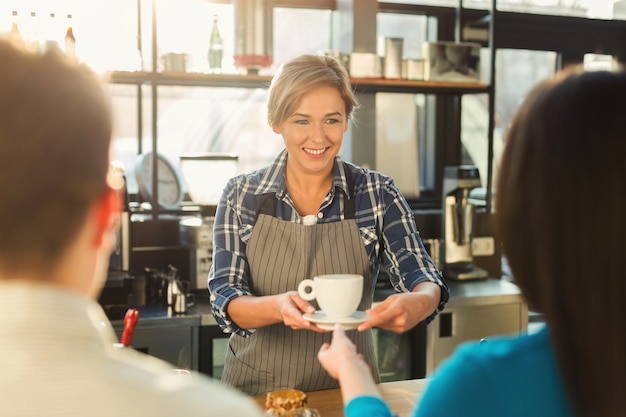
left=221, top=166, right=379, bottom=395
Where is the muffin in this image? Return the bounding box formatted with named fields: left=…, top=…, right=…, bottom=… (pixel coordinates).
left=265, top=389, right=308, bottom=416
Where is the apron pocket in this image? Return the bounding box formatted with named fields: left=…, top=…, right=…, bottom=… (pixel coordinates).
left=223, top=340, right=275, bottom=395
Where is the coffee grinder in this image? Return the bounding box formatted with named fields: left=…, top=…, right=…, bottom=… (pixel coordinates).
left=441, top=165, right=488, bottom=280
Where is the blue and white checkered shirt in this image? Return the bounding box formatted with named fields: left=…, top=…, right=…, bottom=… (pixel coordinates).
left=209, top=149, right=449, bottom=337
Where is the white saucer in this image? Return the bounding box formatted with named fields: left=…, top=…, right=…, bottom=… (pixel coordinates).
left=303, top=310, right=369, bottom=330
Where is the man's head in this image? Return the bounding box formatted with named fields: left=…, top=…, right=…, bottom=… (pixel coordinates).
left=0, top=40, right=116, bottom=292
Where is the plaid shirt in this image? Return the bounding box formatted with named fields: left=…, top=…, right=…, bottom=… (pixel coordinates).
left=209, top=149, right=449, bottom=337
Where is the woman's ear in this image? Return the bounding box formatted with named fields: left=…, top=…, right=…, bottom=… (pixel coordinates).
left=271, top=123, right=282, bottom=134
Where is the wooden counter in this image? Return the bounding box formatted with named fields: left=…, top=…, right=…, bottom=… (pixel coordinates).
left=252, top=378, right=429, bottom=417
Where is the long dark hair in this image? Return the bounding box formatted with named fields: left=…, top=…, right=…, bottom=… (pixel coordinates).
left=495, top=67, right=626, bottom=416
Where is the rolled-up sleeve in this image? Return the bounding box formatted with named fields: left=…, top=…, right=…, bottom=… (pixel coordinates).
left=208, top=181, right=255, bottom=338
left=380, top=179, right=449, bottom=323
left=345, top=396, right=394, bottom=417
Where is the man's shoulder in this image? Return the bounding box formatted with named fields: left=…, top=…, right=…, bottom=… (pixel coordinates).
left=104, top=353, right=263, bottom=416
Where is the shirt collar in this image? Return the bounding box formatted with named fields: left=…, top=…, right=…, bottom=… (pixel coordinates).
left=255, top=149, right=351, bottom=199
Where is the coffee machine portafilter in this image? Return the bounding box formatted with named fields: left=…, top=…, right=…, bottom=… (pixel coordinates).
left=441, top=166, right=488, bottom=280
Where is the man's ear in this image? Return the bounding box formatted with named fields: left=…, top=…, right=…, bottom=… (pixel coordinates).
left=93, top=187, right=121, bottom=248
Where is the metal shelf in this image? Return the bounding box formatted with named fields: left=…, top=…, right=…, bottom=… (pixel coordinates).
left=351, top=78, right=489, bottom=95
left=107, top=70, right=489, bottom=95
left=107, top=71, right=271, bottom=89
left=111, top=0, right=497, bottom=218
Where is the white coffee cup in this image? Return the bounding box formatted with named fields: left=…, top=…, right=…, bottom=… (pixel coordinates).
left=297, top=274, right=363, bottom=319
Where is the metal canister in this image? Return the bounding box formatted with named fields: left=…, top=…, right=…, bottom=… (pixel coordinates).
left=233, top=0, right=273, bottom=72
left=384, top=37, right=403, bottom=79
left=173, top=292, right=195, bottom=314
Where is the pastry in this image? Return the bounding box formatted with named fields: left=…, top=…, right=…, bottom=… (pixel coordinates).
left=265, top=389, right=308, bottom=416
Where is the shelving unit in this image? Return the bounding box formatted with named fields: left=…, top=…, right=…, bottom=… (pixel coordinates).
left=109, top=0, right=499, bottom=218
left=109, top=70, right=489, bottom=94
left=111, top=0, right=626, bottom=218
left=466, top=9, right=626, bottom=64
left=458, top=0, right=626, bottom=215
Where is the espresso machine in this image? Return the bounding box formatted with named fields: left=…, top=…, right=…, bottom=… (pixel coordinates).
left=441, top=166, right=488, bottom=280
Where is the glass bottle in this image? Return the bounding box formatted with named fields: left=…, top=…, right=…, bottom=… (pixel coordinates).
left=8, top=11, right=24, bottom=48
left=64, top=14, right=76, bottom=59
left=208, top=14, right=223, bottom=74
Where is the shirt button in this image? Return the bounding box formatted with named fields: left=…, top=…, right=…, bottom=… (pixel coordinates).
left=317, top=212, right=323, bottom=219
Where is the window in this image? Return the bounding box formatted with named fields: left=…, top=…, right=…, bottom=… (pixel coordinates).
left=462, top=49, right=558, bottom=203
left=108, top=2, right=333, bottom=196
left=375, top=12, right=428, bottom=198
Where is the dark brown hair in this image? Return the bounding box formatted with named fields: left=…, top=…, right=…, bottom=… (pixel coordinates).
left=267, top=54, right=359, bottom=127
left=496, top=67, right=626, bottom=416
left=0, top=40, right=112, bottom=275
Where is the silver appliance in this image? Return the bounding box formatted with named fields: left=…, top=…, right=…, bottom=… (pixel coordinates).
left=179, top=154, right=238, bottom=290
left=441, top=166, right=488, bottom=280
left=180, top=212, right=215, bottom=290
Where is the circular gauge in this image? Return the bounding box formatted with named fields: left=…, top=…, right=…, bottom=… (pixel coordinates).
left=135, top=152, right=183, bottom=210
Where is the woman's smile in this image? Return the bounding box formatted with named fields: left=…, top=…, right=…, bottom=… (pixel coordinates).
left=303, top=146, right=330, bottom=157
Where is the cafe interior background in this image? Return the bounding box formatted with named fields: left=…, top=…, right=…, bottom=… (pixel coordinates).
left=2, top=0, right=625, bottom=380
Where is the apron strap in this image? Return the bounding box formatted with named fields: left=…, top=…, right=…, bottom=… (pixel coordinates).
left=255, top=162, right=355, bottom=220
left=255, top=193, right=277, bottom=219
left=342, top=162, right=355, bottom=220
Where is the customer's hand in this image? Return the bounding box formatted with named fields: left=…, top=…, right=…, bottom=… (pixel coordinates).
left=318, top=324, right=382, bottom=404
left=318, top=324, right=364, bottom=379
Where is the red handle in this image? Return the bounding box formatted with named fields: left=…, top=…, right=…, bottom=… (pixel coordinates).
left=120, top=308, right=139, bottom=347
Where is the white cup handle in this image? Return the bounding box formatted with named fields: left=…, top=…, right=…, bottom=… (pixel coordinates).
left=297, top=279, right=316, bottom=301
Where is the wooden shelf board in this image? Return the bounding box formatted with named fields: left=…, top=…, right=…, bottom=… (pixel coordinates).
left=107, top=71, right=489, bottom=95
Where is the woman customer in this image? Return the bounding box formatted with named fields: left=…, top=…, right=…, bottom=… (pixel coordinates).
left=208, top=54, right=448, bottom=395
left=317, top=66, right=626, bottom=417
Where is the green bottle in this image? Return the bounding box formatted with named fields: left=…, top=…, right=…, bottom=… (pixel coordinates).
left=208, top=14, right=222, bottom=74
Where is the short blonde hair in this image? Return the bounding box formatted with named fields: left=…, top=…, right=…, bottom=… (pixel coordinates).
left=267, top=54, right=359, bottom=127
